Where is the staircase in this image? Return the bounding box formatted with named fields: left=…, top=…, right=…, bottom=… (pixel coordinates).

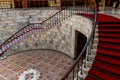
left=0, top=8, right=73, bottom=58
left=85, top=14, right=120, bottom=80
left=0, top=1, right=98, bottom=80
left=3, top=2, right=120, bottom=80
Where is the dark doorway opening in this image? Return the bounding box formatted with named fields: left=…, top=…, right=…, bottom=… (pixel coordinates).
left=74, top=30, right=87, bottom=60
left=14, top=0, right=22, bottom=8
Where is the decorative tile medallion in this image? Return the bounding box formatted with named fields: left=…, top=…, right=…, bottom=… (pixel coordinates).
left=18, top=68, right=41, bottom=80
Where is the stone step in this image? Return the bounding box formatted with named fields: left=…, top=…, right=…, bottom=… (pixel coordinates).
left=94, top=32, right=98, bottom=38
left=80, top=64, right=91, bottom=74
left=83, top=59, right=94, bottom=67
left=92, top=43, right=98, bottom=49
left=96, top=25, right=99, bottom=28
left=95, top=28, right=98, bottom=32
left=78, top=70, right=87, bottom=80
left=74, top=77, right=82, bottom=80
left=93, top=38, right=98, bottom=44
left=90, top=49, right=97, bottom=55
left=87, top=53, right=96, bottom=61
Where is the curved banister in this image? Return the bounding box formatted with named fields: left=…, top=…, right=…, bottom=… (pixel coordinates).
left=61, top=2, right=98, bottom=80
left=0, top=7, right=67, bottom=57
left=0, top=1, right=97, bottom=79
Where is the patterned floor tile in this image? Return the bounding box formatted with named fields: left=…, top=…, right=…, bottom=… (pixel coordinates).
left=0, top=50, right=74, bottom=80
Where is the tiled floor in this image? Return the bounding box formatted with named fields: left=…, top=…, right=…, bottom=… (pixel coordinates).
left=0, top=50, right=74, bottom=80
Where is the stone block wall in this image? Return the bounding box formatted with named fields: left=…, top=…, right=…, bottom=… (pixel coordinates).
left=0, top=9, right=58, bottom=44
left=6, top=15, right=92, bottom=58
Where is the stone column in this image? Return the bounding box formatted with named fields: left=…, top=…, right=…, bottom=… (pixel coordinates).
left=11, top=0, right=15, bottom=8
left=56, top=0, right=61, bottom=10
left=22, top=0, right=28, bottom=8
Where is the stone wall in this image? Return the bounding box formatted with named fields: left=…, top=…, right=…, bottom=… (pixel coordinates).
left=0, top=9, right=58, bottom=44
left=6, top=15, right=93, bottom=58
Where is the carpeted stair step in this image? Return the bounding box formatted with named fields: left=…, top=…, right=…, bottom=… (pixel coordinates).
left=76, top=13, right=94, bottom=19
left=98, top=33, right=120, bottom=38
left=77, top=13, right=120, bottom=24
left=99, top=37, right=120, bottom=44
left=98, top=24, right=120, bottom=28
left=85, top=74, right=100, bottom=80
left=85, top=75, right=94, bottom=80
left=97, top=48, right=120, bottom=57
left=88, top=67, right=120, bottom=80
left=78, top=13, right=120, bottom=80
left=95, top=53, right=120, bottom=66
left=93, top=60, right=120, bottom=76
left=98, top=28, right=120, bottom=33
left=98, top=22, right=120, bottom=24
left=97, top=14, right=120, bottom=22
left=85, top=13, right=120, bottom=80
left=98, top=43, right=120, bottom=51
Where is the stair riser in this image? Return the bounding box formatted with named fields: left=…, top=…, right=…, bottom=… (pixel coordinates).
left=83, top=60, right=94, bottom=67
left=91, top=49, right=97, bottom=55
left=96, top=35, right=120, bottom=39
left=78, top=71, right=87, bottom=80
left=94, top=33, right=98, bottom=38
left=98, top=22, right=120, bottom=25
left=94, top=38, right=98, bottom=44
left=98, top=30, right=120, bottom=33
left=74, top=77, right=82, bottom=80
left=87, top=55, right=96, bottom=61
left=80, top=65, right=91, bottom=74
left=99, top=40, right=120, bottom=44
left=92, top=44, right=98, bottom=49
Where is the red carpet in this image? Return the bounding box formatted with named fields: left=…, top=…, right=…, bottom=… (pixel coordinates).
left=97, top=14, right=120, bottom=23
left=77, top=13, right=120, bottom=22
left=79, top=13, right=120, bottom=79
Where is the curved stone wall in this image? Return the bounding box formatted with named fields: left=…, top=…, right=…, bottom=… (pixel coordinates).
left=0, top=9, right=58, bottom=44
left=6, top=15, right=93, bottom=58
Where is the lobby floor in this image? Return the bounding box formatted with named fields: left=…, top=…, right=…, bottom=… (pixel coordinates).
left=0, top=50, right=74, bottom=80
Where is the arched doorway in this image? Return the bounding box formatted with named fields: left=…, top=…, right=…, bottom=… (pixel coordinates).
left=74, top=30, right=87, bottom=60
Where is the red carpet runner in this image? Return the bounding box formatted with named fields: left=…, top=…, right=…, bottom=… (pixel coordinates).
left=79, top=13, right=120, bottom=80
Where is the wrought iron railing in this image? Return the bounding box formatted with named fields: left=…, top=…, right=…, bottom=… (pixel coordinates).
left=0, top=6, right=71, bottom=57
left=0, top=0, right=97, bottom=79
left=61, top=2, right=98, bottom=80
